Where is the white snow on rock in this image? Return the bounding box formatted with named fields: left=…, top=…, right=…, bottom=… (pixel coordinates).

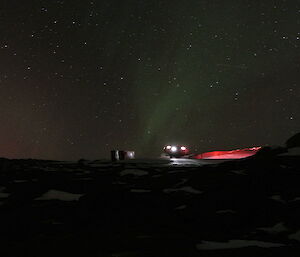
left=230, top=170, right=247, bottom=175
left=290, top=196, right=300, bottom=202
left=174, top=178, right=188, bottom=187
left=130, top=189, right=151, bottom=193
left=216, top=209, right=236, bottom=214
left=163, top=186, right=202, bottom=194
left=196, top=240, right=285, bottom=250
left=258, top=222, right=288, bottom=234
left=13, top=180, right=27, bottom=183
left=0, top=187, right=10, bottom=198
left=170, top=158, right=209, bottom=167
left=35, top=190, right=83, bottom=201
left=288, top=230, right=300, bottom=241
left=120, top=169, right=148, bottom=176
left=270, top=195, right=286, bottom=204
left=0, top=192, right=10, bottom=198
left=116, top=159, right=170, bottom=168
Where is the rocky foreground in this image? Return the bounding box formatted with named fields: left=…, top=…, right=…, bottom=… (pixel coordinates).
left=0, top=152, right=300, bottom=256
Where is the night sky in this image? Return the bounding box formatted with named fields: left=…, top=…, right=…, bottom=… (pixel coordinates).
left=1, top=0, right=299, bottom=160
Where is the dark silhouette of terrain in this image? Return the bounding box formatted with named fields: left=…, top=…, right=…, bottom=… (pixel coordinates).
left=0, top=133, right=299, bottom=256
left=286, top=132, right=300, bottom=149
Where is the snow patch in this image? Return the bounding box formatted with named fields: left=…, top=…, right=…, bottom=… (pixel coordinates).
left=164, top=186, right=202, bottom=194
left=258, top=222, right=288, bottom=234
left=270, top=195, right=286, bottom=204
left=13, top=180, right=27, bottom=183
left=290, top=196, right=300, bottom=202
left=288, top=230, right=300, bottom=241
left=0, top=192, right=10, bottom=198
left=196, top=240, right=285, bottom=250
left=174, top=178, right=188, bottom=187
left=230, top=170, right=247, bottom=175
left=174, top=205, right=187, bottom=210
left=76, top=170, right=91, bottom=174
left=35, top=190, right=83, bottom=201
left=0, top=187, right=10, bottom=198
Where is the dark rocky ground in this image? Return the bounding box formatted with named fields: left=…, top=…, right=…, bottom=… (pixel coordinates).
left=0, top=150, right=300, bottom=256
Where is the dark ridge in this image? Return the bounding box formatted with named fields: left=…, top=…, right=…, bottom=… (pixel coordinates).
left=0, top=134, right=299, bottom=256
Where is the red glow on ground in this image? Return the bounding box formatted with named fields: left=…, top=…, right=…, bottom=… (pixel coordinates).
left=193, top=147, right=261, bottom=159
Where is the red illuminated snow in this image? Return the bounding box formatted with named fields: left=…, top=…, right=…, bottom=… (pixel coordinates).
left=193, top=147, right=261, bottom=160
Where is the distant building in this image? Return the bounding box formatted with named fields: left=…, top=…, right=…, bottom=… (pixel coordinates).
left=111, top=150, right=135, bottom=161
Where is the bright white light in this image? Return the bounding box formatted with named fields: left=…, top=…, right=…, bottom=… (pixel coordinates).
left=181, top=146, right=187, bottom=151
left=171, top=146, right=178, bottom=152
left=166, top=145, right=171, bottom=149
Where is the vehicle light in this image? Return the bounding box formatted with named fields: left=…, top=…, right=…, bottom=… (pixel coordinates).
left=171, top=146, right=178, bottom=152
left=166, top=145, right=171, bottom=149
left=181, top=146, right=187, bottom=151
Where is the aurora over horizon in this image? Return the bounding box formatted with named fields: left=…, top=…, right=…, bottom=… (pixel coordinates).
left=0, top=0, right=299, bottom=160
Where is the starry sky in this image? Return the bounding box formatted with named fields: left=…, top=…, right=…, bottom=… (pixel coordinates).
left=0, top=0, right=299, bottom=160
